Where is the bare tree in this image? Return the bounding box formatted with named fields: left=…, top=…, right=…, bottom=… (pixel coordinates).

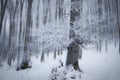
left=0, top=0, right=8, bottom=35
left=115, top=0, right=120, bottom=53
left=20, top=0, right=33, bottom=70
left=7, top=0, right=19, bottom=66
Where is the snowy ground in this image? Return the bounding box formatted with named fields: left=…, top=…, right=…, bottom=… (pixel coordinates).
left=0, top=44, right=120, bottom=80
left=80, top=45, right=120, bottom=80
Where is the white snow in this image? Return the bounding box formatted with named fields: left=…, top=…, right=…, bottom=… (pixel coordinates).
left=0, top=44, right=120, bottom=80
left=80, top=44, right=120, bottom=80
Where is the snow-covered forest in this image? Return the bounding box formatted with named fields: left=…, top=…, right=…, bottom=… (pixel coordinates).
left=0, top=0, right=120, bottom=80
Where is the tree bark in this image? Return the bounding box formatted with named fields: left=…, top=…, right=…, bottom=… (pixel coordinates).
left=20, top=0, right=33, bottom=70
left=0, top=0, right=8, bottom=35
left=66, top=0, right=83, bottom=72
left=115, top=0, right=120, bottom=53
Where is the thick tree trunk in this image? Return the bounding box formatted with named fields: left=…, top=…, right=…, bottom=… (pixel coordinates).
left=66, top=0, right=83, bottom=72
left=66, top=41, right=82, bottom=71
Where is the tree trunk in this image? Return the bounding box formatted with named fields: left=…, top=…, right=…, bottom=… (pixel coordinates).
left=66, top=0, right=83, bottom=72
left=115, top=0, right=120, bottom=53
left=19, top=0, right=33, bottom=70
left=7, top=0, right=18, bottom=66
left=17, top=0, right=24, bottom=71
left=66, top=41, right=82, bottom=71
left=0, top=0, right=8, bottom=35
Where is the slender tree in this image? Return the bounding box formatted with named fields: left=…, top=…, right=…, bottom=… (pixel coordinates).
left=115, top=0, right=120, bottom=53
left=0, top=0, right=8, bottom=35
left=7, top=0, right=19, bottom=66
left=20, top=0, right=33, bottom=69
left=24, top=0, right=32, bottom=63
left=17, top=0, right=25, bottom=70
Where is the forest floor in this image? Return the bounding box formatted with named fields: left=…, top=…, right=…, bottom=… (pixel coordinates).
left=0, top=44, right=120, bottom=80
